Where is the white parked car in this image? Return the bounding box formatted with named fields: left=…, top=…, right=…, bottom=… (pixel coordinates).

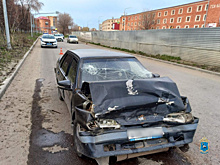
left=67, top=35, right=78, bottom=44
left=41, top=34, right=57, bottom=48
left=54, top=34, right=64, bottom=42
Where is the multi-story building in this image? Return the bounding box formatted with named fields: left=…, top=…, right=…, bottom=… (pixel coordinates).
left=34, top=16, right=51, bottom=33
left=34, top=16, right=58, bottom=34
left=47, top=16, right=58, bottom=32
left=101, top=18, right=120, bottom=31
left=120, top=0, right=220, bottom=30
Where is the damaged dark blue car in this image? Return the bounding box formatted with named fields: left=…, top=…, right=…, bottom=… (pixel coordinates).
left=55, top=49, right=199, bottom=164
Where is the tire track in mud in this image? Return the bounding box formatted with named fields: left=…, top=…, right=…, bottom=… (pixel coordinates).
left=27, top=78, right=96, bottom=165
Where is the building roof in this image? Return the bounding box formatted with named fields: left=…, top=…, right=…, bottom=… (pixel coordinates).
left=37, top=16, right=50, bottom=20
left=69, top=49, right=134, bottom=59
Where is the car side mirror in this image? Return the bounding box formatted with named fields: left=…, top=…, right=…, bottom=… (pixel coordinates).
left=153, top=73, right=160, bottom=78
left=58, top=80, right=71, bottom=90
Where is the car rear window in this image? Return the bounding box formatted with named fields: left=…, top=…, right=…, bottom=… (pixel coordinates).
left=69, top=36, right=77, bottom=38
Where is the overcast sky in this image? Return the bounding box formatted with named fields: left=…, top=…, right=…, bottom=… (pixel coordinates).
left=37, top=0, right=200, bottom=29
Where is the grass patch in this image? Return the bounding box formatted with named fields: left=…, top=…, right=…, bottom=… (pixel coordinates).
left=0, top=32, right=41, bottom=84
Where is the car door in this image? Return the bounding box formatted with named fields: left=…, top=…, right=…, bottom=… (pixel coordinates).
left=66, top=56, right=78, bottom=114
left=58, top=52, right=73, bottom=103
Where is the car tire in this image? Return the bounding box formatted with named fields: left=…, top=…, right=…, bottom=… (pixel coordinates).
left=58, top=88, right=64, bottom=101
left=77, top=42, right=78, bottom=44
left=41, top=45, right=43, bottom=48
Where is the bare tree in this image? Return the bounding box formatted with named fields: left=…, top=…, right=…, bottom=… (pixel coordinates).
left=138, top=11, right=156, bottom=30
left=57, top=13, right=73, bottom=35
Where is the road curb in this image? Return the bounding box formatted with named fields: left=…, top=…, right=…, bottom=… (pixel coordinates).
left=0, top=37, right=39, bottom=100
left=84, top=42, right=220, bottom=77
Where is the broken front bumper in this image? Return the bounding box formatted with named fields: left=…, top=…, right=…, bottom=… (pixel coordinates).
left=75, top=118, right=199, bottom=159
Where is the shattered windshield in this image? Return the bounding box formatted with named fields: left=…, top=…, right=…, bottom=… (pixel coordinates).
left=81, top=58, right=152, bottom=82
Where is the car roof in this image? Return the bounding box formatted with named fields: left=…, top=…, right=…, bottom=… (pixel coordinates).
left=69, top=49, right=134, bottom=59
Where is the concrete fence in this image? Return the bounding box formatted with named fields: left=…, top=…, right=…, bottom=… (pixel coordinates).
left=73, top=28, right=220, bottom=67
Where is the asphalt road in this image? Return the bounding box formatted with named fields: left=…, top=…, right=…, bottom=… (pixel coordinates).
left=0, top=39, right=220, bottom=165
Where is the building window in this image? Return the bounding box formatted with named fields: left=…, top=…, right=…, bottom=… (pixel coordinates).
left=128, top=23, right=130, bottom=26
left=131, top=17, right=133, bottom=21
left=153, top=13, right=156, bottom=18
left=171, top=10, right=175, bottom=15
left=205, top=4, right=208, bottom=11
left=135, top=16, right=137, bottom=20
left=163, top=18, right=167, bottom=24
left=185, top=25, right=189, bottom=28
left=170, top=18, right=174, bottom=23
left=45, top=22, right=49, bottom=25
left=179, top=8, right=183, bottom=14
left=186, top=16, right=191, bottom=22
left=177, top=17, right=182, bottom=23
left=131, top=22, right=133, bottom=26
left=176, top=26, right=180, bottom=29
left=201, top=24, right=205, bottom=28
left=162, top=26, right=166, bottom=29
left=195, top=15, right=201, bottom=21
left=164, top=11, right=168, bottom=16
left=157, top=19, right=160, bottom=24
left=197, top=5, right=203, bottom=12
left=203, top=14, right=207, bottom=21
left=128, top=17, right=130, bottom=21
left=170, top=26, right=174, bottom=29
left=187, top=7, right=192, bottom=13
left=138, top=21, right=141, bottom=26
left=142, top=21, right=144, bottom=25
left=194, top=25, right=199, bottom=28
left=158, top=12, right=161, bottom=17
left=139, top=15, right=141, bottom=19
left=135, top=22, right=137, bottom=26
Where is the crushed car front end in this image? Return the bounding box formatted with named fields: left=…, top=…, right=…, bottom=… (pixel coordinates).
left=73, top=78, right=199, bottom=160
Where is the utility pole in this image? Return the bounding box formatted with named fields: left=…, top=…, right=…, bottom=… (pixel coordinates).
left=123, top=7, right=131, bottom=31
left=204, top=0, right=210, bottom=27
left=2, top=0, right=12, bottom=50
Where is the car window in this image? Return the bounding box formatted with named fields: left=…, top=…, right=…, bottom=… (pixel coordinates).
left=67, top=59, right=78, bottom=83
left=69, top=36, right=76, bottom=38
left=42, top=35, right=55, bottom=39
left=61, top=54, right=73, bottom=75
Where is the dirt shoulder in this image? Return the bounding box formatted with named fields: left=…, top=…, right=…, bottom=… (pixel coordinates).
left=0, top=39, right=41, bottom=165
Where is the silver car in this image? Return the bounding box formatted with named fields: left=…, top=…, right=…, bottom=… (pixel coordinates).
left=67, top=35, right=78, bottom=44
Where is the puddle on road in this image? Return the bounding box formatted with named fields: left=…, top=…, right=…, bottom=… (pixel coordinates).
left=27, top=78, right=191, bottom=165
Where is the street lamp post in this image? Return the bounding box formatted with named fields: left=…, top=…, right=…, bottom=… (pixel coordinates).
left=2, top=0, right=12, bottom=49
left=204, top=0, right=210, bottom=27
left=98, top=16, right=103, bottom=31
left=123, top=7, right=131, bottom=31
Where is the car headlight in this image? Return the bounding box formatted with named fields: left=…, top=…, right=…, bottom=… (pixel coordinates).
left=97, top=119, right=120, bottom=129
left=86, top=119, right=121, bottom=130
left=163, top=112, right=194, bottom=123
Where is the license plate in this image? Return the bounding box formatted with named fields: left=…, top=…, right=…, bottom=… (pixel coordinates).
left=47, top=43, right=52, bottom=45
left=127, top=127, right=164, bottom=141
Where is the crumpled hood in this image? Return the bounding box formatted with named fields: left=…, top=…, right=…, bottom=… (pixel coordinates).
left=84, top=77, right=186, bottom=121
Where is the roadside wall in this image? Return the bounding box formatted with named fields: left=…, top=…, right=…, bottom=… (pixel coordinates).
left=73, top=28, right=220, bottom=66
